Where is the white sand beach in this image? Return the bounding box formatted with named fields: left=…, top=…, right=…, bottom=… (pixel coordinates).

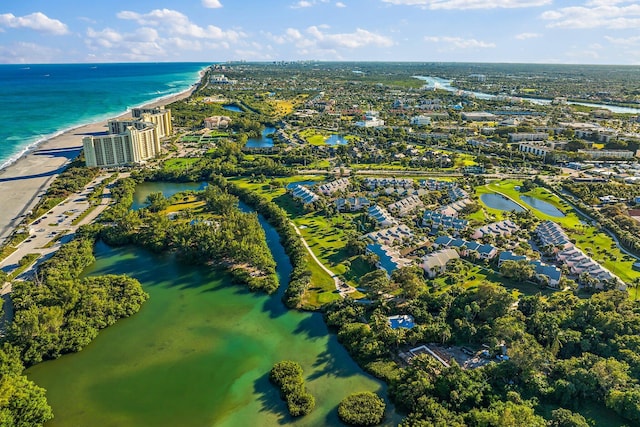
left=0, top=87, right=196, bottom=244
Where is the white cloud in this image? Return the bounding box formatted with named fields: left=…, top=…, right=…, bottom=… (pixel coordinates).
left=117, top=9, right=244, bottom=41
left=307, top=26, right=393, bottom=49
left=515, top=32, right=542, bottom=40
left=605, top=35, right=640, bottom=46
left=0, top=42, right=63, bottom=63
left=85, top=27, right=165, bottom=59
left=336, top=2, right=347, bottom=7
left=0, top=12, right=68, bottom=35
left=291, top=0, right=315, bottom=7
left=381, top=0, right=551, bottom=10
left=266, top=25, right=393, bottom=57
left=424, top=36, right=495, bottom=48
left=202, top=0, right=223, bottom=8
left=541, top=2, right=640, bottom=29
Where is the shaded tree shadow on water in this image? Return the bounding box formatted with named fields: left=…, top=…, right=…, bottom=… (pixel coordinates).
left=292, top=314, right=327, bottom=341
left=307, top=348, right=358, bottom=381
left=253, top=372, right=293, bottom=425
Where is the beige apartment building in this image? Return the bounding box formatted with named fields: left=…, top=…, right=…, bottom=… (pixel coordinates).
left=83, top=106, right=171, bottom=168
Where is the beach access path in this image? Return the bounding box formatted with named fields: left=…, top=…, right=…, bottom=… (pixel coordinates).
left=0, top=87, right=196, bottom=245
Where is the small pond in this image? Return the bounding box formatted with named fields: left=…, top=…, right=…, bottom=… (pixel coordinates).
left=480, top=193, right=526, bottom=213
left=222, top=104, right=242, bottom=112
left=246, top=127, right=276, bottom=148
left=520, top=195, right=565, bottom=217
left=325, top=134, right=349, bottom=146
left=131, top=182, right=207, bottom=211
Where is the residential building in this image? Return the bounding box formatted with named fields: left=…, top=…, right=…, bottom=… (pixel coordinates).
left=366, top=243, right=412, bottom=276
left=364, top=177, right=414, bottom=189
left=365, top=224, right=413, bottom=246
left=531, top=260, right=562, bottom=287
left=355, top=111, right=385, bottom=128
left=519, top=143, right=553, bottom=157
left=204, top=116, right=232, bottom=129
left=387, top=315, right=415, bottom=329
left=535, top=221, right=572, bottom=249
left=578, top=149, right=635, bottom=159
left=84, top=123, right=160, bottom=168
left=387, top=195, right=423, bottom=217
left=461, top=112, right=497, bottom=121
left=433, top=236, right=497, bottom=260
left=410, top=115, right=432, bottom=126
left=421, top=248, right=460, bottom=278
left=317, top=178, right=349, bottom=196
left=471, top=220, right=519, bottom=240
left=367, top=205, right=397, bottom=227
left=439, top=198, right=472, bottom=217
left=422, top=210, right=468, bottom=232
left=131, top=106, right=173, bottom=137
left=508, top=132, right=548, bottom=142
left=335, top=197, right=370, bottom=212
left=289, top=185, right=319, bottom=205
left=498, top=251, right=527, bottom=267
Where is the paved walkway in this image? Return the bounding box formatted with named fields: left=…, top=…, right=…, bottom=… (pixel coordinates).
left=290, top=222, right=356, bottom=297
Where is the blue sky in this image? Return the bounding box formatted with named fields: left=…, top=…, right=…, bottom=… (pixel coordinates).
left=1, top=0, right=640, bottom=64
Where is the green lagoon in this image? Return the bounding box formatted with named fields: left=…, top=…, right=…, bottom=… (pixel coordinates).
left=27, top=182, right=393, bottom=426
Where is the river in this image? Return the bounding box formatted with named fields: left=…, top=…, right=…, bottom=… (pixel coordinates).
left=414, top=76, right=640, bottom=114
left=27, top=182, right=396, bottom=426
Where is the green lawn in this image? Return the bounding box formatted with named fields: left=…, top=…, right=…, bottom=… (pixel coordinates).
left=163, top=158, right=201, bottom=172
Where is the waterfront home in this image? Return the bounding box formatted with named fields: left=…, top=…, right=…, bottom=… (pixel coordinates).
left=421, top=248, right=460, bottom=278
left=367, top=205, right=397, bottom=227
left=387, top=195, right=424, bottom=217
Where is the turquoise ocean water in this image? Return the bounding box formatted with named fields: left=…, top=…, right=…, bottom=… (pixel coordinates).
left=0, top=62, right=209, bottom=170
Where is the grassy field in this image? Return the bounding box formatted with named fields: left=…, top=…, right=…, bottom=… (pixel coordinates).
left=478, top=179, right=640, bottom=285
left=163, top=158, right=202, bottom=172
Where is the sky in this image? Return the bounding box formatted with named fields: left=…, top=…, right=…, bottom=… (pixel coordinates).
left=1, top=0, right=640, bottom=65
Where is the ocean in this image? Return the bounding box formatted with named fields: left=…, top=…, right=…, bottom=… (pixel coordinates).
left=0, top=62, right=209, bottom=170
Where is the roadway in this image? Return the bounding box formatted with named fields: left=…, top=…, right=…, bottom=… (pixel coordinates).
left=0, top=173, right=124, bottom=295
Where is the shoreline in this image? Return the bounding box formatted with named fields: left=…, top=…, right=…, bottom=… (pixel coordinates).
left=0, top=80, right=201, bottom=244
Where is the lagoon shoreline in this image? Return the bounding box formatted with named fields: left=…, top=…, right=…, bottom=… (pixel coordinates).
left=0, top=83, right=199, bottom=244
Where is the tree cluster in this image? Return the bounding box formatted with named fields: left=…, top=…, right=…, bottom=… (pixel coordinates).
left=269, top=361, right=315, bottom=417
left=8, top=237, right=148, bottom=366
left=338, top=392, right=386, bottom=426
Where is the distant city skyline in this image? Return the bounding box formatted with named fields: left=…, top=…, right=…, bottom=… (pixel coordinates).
left=2, top=0, right=640, bottom=65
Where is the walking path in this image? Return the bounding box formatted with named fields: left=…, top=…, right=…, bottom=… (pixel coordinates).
left=290, top=222, right=356, bottom=297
